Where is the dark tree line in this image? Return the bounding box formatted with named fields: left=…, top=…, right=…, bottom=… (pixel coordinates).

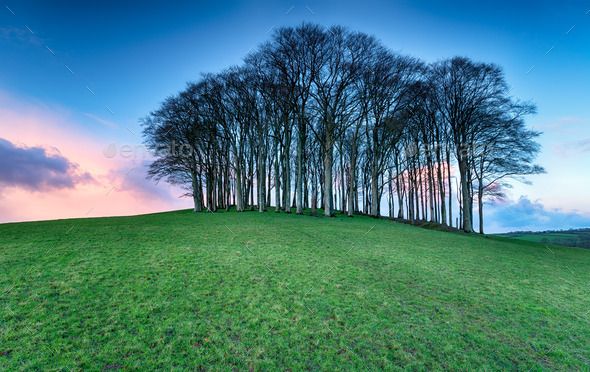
left=143, top=24, right=543, bottom=233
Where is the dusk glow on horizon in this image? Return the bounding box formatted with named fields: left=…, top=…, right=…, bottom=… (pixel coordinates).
left=2, top=1, right=590, bottom=232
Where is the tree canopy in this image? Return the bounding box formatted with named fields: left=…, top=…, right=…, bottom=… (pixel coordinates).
left=142, top=23, right=544, bottom=233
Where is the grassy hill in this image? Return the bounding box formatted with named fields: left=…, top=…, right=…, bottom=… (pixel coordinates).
left=1, top=210, right=589, bottom=370
left=499, top=229, right=590, bottom=249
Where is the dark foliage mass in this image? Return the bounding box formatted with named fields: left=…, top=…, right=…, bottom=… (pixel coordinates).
left=142, top=24, right=543, bottom=233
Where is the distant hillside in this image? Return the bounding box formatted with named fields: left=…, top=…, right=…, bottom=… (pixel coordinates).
left=499, top=228, right=590, bottom=249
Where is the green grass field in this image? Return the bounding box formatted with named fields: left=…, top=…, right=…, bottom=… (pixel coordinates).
left=1, top=210, right=589, bottom=370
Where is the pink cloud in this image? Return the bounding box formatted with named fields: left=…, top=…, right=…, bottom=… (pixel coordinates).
left=0, top=138, right=95, bottom=191
left=0, top=92, right=189, bottom=223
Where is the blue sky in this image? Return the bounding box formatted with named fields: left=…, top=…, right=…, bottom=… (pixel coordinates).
left=1, top=0, right=590, bottom=231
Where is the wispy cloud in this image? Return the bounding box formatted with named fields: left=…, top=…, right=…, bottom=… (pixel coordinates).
left=84, top=112, right=119, bottom=129
left=554, top=138, right=590, bottom=157
left=0, top=26, right=43, bottom=47
left=534, top=116, right=587, bottom=134
left=107, top=162, right=176, bottom=202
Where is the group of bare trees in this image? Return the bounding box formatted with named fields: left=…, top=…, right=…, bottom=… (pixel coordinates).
left=142, top=24, right=543, bottom=233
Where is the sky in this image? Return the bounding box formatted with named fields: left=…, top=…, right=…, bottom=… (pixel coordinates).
left=1, top=0, right=590, bottom=232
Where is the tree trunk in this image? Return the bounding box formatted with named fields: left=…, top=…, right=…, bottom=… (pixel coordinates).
left=323, top=129, right=333, bottom=217
left=291, top=170, right=298, bottom=208
left=311, top=166, right=317, bottom=216
left=296, top=130, right=304, bottom=214
left=446, top=148, right=453, bottom=227
left=235, top=161, right=244, bottom=212
left=388, top=169, right=393, bottom=218
left=339, top=143, right=346, bottom=213
left=395, top=151, right=403, bottom=219
left=267, top=152, right=272, bottom=207
left=303, top=161, right=309, bottom=209
left=436, top=145, right=447, bottom=225
left=458, top=159, right=472, bottom=232
left=191, top=170, right=202, bottom=212
left=347, top=136, right=357, bottom=217
left=370, top=165, right=379, bottom=217
left=258, top=148, right=266, bottom=212
left=283, top=129, right=291, bottom=213
left=427, top=158, right=435, bottom=222
left=478, top=180, right=484, bottom=234
left=275, top=146, right=281, bottom=212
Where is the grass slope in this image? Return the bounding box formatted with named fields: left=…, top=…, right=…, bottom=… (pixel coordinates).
left=1, top=210, right=589, bottom=370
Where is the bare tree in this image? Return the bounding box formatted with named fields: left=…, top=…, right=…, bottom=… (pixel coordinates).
left=470, top=101, right=544, bottom=233
left=142, top=25, right=543, bottom=235
left=431, top=57, right=511, bottom=232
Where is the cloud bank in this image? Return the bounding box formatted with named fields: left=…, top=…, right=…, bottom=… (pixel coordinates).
left=0, top=138, right=93, bottom=191
left=486, top=196, right=590, bottom=233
